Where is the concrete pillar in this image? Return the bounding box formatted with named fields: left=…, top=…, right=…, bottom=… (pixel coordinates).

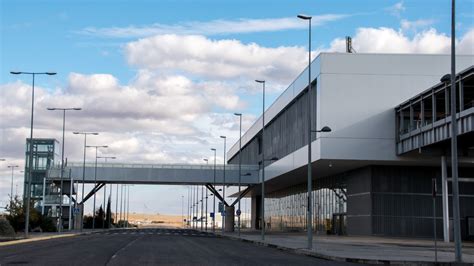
left=225, top=206, right=235, bottom=232
left=441, top=156, right=450, bottom=242
left=251, top=196, right=258, bottom=229
left=74, top=204, right=83, bottom=230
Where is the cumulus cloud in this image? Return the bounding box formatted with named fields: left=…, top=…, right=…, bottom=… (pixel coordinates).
left=125, top=34, right=308, bottom=84
left=327, top=27, right=474, bottom=54
left=78, top=14, right=348, bottom=38
left=400, top=19, right=435, bottom=32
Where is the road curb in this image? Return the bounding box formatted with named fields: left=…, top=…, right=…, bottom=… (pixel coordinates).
left=214, top=233, right=470, bottom=266
left=0, top=229, right=110, bottom=247
left=0, top=233, right=79, bottom=247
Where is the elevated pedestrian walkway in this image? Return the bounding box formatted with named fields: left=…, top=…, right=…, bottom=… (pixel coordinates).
left=47, top=162, right=260, bottom=185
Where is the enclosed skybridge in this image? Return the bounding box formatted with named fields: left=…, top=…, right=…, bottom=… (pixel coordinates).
left=47, top=162, right=260, bottom=209
left=47, top=162, right=260, bottom=185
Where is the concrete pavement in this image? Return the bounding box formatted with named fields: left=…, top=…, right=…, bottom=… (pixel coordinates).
left=214, top=229, right=474, bottom=264
left=0, top=228, right=351, bottom=265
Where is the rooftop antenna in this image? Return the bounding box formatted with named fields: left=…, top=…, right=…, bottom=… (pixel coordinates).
left=346, top=36, right=356, bottom=53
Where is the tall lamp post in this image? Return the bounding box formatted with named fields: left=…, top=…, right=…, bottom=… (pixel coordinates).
left=86, top=145, right=108, bottom=229
left=220, top=136, right=227, bottom=233
left=7, top=165, right=19, bottom=206
left=47, top=107, right=81, bottom=232
left=73, top=132, right=99, bottom=231
left=97, top=156, right=116, bottom=229
left=234, top=113, right=243, bottom=236
left=210, top=148, right=217, bottom=232
left=297, top=13, right=315, bottom=250
left=297, top=14, right=332, bottom=250
left=203, top=158, right=208, bottom=231
left=255, top=79, right=267, bottom=240
left=450, top=0, right=462, bottom=261
left=10, top=71, right=56, bottom=237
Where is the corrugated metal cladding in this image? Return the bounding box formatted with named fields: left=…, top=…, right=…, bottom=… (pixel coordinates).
left=229, top=82, right=317, bottom=166
left=256, top=165, right=474, bottom=238
left=370, top=166, right=474, bottom=238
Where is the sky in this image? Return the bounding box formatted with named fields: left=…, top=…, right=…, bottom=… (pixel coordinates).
left=0, top=0, right=473, bottom=215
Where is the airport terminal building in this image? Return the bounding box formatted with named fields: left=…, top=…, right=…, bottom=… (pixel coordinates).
left=227, top=53, right=474, bottom=239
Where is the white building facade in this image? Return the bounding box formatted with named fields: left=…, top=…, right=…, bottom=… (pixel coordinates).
left=228, top=53, right=474, bottom=238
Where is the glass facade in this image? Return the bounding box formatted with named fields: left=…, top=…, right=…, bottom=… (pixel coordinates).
left=24, top=138, right=60, bottom=203
left=264, top=176, right=347, bottom=234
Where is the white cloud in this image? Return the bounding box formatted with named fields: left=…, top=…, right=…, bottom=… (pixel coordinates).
left=78, top=14, right=348, bottom=38
left=387, top=1, right=405, bottom=17
left=327, top=27, right=474, bottom=54
left=126, top=34, right=308, bottom=85
left=400, top=19, right=435, bottom=32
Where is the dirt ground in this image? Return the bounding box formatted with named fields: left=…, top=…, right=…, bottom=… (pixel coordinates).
left=127, top=213, right=186, bottom=228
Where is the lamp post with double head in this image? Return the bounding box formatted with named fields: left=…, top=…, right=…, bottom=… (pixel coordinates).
left=47, top=107, right=81, bottom=232
left=210, top=148, right=217, bottom=232
left=10, top=71, right=56, bottom=237
left=234, top=113, right=243, bottom=236
left=220, top=136, right=226, bottom=233
left=73, top=132, right=99, bottom=231
left=86, top=145, right=108, bottom=229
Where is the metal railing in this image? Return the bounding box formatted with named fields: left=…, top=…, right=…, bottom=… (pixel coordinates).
left=54, top=162, right=259, bottom=171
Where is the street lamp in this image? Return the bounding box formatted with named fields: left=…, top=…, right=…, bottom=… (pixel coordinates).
left=234, top=112, right=243, bottom=236
left=255, top=79, right=267, bottom=240
left=220, top=136, right=226, bottom=233
left=449, top=1, right=462, bottom=261
left=210, top=148, right=217, bottom=232
left=73, top=131, right=99, bottom=231
left=307, top=126, right=331, bottom=248
left=297, top=13, right=317, bottom=250
left=48, top=107, right=81, bottom=232
left=7, top=165, right=19, bottom=206
left=86, top=145, right=108, bottom=229
left=97, top=156, right=116, bottom=229
left=10, top=71, right=56, bottom=237
left=202, top=158, right=208, bottom=231
left=187, top=186, right=191, bottom=228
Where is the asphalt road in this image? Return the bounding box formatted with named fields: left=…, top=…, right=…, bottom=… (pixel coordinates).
left=0, top=228, right=352, bottom=265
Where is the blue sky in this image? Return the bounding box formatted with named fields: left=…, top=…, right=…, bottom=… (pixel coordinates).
left=2, top=0, right=472, bottom=85
left=0, top=0, right=473, bottom=215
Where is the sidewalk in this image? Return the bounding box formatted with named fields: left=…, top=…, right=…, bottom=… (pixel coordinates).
left=213, top=229, right=474, bottom=264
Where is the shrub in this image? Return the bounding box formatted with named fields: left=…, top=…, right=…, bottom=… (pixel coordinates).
left=5, top=195, right=56, bottom=232
left=0, top=218, right=15, bottom=237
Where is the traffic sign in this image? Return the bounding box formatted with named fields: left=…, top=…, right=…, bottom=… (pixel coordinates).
left=73, top=207, right=80, bottom=214
left=236, top=209, right=241, bottom=216
left=210, top=212, right=214, bottom=218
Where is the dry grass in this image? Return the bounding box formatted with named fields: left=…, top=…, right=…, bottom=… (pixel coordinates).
left=127, top=213, right=185, bottom=228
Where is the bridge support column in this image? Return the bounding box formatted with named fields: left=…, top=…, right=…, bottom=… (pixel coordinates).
left=74, top=204, right=83, bottom=230
left=225, top=206, right=235, bottom=232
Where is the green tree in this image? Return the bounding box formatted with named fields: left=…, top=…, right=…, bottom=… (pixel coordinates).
left=105, top=196, right=112, bottom=228
left=5, top=195, right=56, bottom=232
